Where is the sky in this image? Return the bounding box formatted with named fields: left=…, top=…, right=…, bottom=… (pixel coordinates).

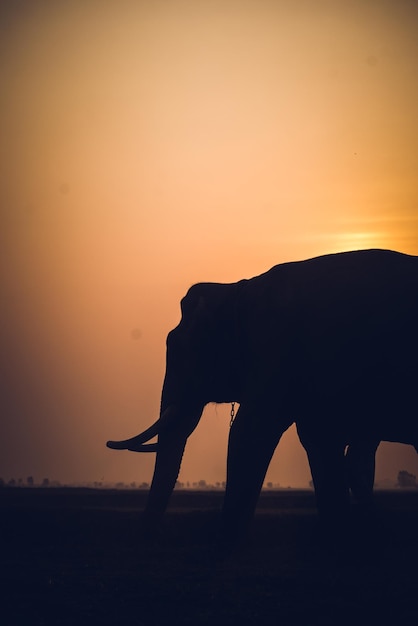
left=1, top=0, right=418, bottom=488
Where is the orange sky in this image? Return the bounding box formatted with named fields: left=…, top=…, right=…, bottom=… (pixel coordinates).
left=2, top=0, right=418, bottom=487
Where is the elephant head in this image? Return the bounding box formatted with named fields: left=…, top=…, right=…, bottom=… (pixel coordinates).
left=107, top=281, right=246, bottom=531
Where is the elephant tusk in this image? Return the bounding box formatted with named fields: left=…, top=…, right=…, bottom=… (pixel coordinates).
left=106, top=440, right=158, bottom=452
left=106, top=406, right=177, bottom=452
left=106, top=423, right=159, bottom=450
left=128, top=442, right=158, bottom=452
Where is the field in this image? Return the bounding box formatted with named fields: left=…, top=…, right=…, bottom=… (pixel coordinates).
left=2, top=488, right=418, bottom=626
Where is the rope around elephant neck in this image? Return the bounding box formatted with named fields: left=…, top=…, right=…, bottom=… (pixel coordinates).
left=229, top=402, right=236, bottom=428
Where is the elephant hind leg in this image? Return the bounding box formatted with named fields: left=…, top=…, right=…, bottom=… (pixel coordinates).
left=300, top=440, right=356, bottom=556
left=345, top=439, right=379, bottom=510
left=297, top=423, right=350, bottom=526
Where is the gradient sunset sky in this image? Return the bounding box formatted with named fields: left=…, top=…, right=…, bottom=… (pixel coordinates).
left=2, top=0, right=418, bottom=487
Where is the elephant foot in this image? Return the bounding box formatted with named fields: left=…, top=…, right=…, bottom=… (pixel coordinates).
left=213, top=522, right=251, bottom=560
left=319, top=507, right=382, bottom=566
left=139, top=511, right=164, bottom=544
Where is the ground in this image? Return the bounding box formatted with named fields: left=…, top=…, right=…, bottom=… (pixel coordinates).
left=2, top=488, right=418, bottom=625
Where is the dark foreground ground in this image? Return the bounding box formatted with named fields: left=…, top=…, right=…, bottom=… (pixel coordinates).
left=2, top=488, right=418, bottom=626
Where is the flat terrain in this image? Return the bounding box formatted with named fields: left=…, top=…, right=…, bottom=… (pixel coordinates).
left=2, top=488, right=418, bottom=625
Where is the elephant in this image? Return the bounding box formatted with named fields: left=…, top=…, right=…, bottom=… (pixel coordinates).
left=107, top=249, right=418, bottom=550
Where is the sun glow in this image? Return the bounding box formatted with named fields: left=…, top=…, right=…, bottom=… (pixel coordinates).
left=326, top=231, right=393, bottom=253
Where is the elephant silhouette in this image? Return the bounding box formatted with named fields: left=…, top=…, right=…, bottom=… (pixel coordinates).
left=107, top=249, right=418, bottom=549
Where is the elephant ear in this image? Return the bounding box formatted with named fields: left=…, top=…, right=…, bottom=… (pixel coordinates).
left=180, top=288, right=208, bottom=323
left=180, top=283, right=231, bottom=342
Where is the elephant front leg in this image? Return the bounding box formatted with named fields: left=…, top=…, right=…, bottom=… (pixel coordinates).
left=219, top=404, right=291, bottom=554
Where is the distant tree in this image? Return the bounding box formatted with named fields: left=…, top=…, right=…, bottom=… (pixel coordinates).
left=0, top=477, right=5, bottom=488
left=266, top=482, right=273, bottom=489
left=27, top=476, right=34, bottom=487
left=397, top=470, right=417, bottom=488
left=8, top=478, right=16, bottom=487
left=198, top=479, right=207, bottom=489
left=42, top=478, right=50, bottom=487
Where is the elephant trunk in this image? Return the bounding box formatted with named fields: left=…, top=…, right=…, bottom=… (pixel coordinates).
left=142, top=404, right=204, bottom=527
left=107, top=402, right=205, bottom=529
left=141, top=434, right=187, bottom=530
